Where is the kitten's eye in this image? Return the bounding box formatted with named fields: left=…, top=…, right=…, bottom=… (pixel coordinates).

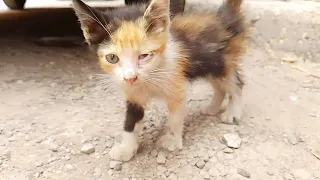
left=138, top=54, right=150, bottom=61
left=105, top=54, right=119, bottom=64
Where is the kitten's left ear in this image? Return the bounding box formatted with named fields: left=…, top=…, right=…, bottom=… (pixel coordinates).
left=143, top=0, right=170, bottom=34
left=72, top=0, right=110, bottom=45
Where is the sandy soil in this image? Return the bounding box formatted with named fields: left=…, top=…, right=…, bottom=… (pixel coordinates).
left=1, top=1, right=320, bottom=180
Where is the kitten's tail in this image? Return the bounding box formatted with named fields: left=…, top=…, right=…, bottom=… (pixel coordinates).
left=225, top=0, right=243, bottom=13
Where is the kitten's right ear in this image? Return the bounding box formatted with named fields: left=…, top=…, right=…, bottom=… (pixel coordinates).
left=72, top=0, right=109, bottom=45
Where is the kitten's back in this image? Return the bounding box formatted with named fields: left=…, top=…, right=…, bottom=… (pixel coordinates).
left=170, top=0, right=246, bottom=80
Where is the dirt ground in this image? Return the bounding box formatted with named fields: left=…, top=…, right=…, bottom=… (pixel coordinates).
left=1, top=0, right=320, bottom=180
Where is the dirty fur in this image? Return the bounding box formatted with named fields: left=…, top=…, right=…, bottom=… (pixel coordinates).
left=72, top=0, right=247, bottom=162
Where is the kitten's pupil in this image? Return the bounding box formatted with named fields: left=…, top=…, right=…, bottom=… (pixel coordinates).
left=106, top=54, right=119, bottom=64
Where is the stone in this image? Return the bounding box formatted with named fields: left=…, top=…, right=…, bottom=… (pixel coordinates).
left=80, top=143, right=95, bottom=154
left=107, top=170, right=114, bottom=176
left=110, top=161, right=122, bottom=171
left=195, top=160, right=205, bottom=169
left=287, top=134, right=299, bottom=145
left=49, top=144, right=59, bottom=152
left=223, top=148, right=234, bottom=154
left=200, top=169, right=210, bottom=179
left=1, top=150, right=11, bottom=161
left=150, top=149, right=158, bottom=157
left=237, top=168, right=251, bottom=178
left=293, top=169, right=311, bottom=179
left=93, top=167, right=102, bottom=177
left=209, top=167, right=219, bottom=177
left=267, top=168, right=275, bottom=176
left=157, top=152, right=166, bottom=164
left=222, top=133, right=242, bottom=149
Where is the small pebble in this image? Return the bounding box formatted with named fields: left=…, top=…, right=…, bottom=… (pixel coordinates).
left=157, top=152, right=166, bottom=164
left=50, top=144, right=59, bottom=152
left=110, top=161, right=122, bottom=171
left=222, top=133, right=242, bottom=149
left=195, top=160, right=205, bottom=169
left=267, top=168, right=275, bottom=176
left=80, top=143, right=95, bottom=154
left=93, top=167, right=102, bottom=177
left=209, top=167, right=219, bottom=177
left=107, top=170, right=114, bottom=176
left=1, top=150, right=11, bottom=161
left=150, top=149, right=158, bottom=157
left=237, top=168, right=251, bottom=178
left=223, top=148, right=234, bottom=154
left=200, top=169, right=210, bottom=179
left=287, top=134, right=298, bottom=145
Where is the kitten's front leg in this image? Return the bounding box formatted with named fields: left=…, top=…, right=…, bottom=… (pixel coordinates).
left=159, top=99, right=186, bottom=151
left=109, top=101, right=144, bottom=162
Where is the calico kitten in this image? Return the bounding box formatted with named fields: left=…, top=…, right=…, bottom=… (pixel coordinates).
left=72, top=0, right=247, bottom=162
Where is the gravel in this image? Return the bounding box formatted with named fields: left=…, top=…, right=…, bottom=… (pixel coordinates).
left=195, top=160, right=206, bottom=169
left=80, top=143, right=95, bottom=154
left=222, top=133, right=242, bottom=149
left=109, top=161, right=122, bottom=171
left=237, top=168, right=251, bottom=178
left=157, top=151, right=166, bottom=164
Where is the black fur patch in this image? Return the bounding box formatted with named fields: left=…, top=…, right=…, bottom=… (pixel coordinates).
left=171, top=24, right=228, bottom=80
left=124, top=101, right=144, bottom=132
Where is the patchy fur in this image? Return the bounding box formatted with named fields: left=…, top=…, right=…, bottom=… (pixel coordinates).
left=72, top=0, right=247, bottom=161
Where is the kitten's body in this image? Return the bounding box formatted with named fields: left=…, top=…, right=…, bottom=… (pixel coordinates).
left=72, top=0, right=247, bottom=162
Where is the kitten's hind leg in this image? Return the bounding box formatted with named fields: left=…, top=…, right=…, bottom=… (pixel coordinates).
left=201, top=78, right=226, bottom=116
left=221, top=70, right=244, bottom=124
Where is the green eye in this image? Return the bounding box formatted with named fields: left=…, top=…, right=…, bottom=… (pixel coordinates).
left=105, top=54, right=119, bottom=64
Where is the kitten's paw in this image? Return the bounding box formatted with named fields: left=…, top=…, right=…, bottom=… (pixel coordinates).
left=220, top=110, right=241, bottom=125
left=159, top=132, right=183, bottom=152
left=109, top=144, right=137, bottom=162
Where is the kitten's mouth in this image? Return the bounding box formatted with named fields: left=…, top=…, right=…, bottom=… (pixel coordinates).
left=124, top=77, right=138, bottom=85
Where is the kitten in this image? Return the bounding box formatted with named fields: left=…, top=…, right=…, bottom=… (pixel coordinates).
left=72, top=0, right=247, bottom=162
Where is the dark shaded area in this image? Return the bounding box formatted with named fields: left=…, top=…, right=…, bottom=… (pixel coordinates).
left=0, top=7, right=112, bottom=38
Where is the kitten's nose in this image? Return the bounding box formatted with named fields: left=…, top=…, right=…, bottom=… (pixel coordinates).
left=123, top=68, right=138, bottom=84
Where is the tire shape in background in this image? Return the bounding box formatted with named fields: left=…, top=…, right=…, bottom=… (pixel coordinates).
left=3, top=0, right=26, bottom=9
left=125, top=0, right=185, bottom=16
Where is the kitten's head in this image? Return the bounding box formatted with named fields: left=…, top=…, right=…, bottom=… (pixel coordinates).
left=72, top=0, right=170, bottom=86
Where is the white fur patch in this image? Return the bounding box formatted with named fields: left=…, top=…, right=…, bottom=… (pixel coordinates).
left=109, top=122, right=142, bottom=162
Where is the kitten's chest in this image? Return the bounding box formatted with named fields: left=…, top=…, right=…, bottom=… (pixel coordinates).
left=124, top=84, right=158, bottom=105
left=124, top=81, right=172, bottom=106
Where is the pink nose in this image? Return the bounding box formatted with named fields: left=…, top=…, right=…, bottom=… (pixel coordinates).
left=124, top=76, right=138, bottom=84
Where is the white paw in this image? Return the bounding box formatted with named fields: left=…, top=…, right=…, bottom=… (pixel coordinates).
left=220, top=110, right=242, bottom=125
left=159, top=132, right=183, bottom=151
left=109, top=144, right=137, bottom=162
left=201, top=104, right=220, bottom=116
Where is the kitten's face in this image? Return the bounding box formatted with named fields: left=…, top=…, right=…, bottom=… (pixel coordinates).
left=97, top=21, right=168, bottom=85
left=72, top=0, right=170, bottom=86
